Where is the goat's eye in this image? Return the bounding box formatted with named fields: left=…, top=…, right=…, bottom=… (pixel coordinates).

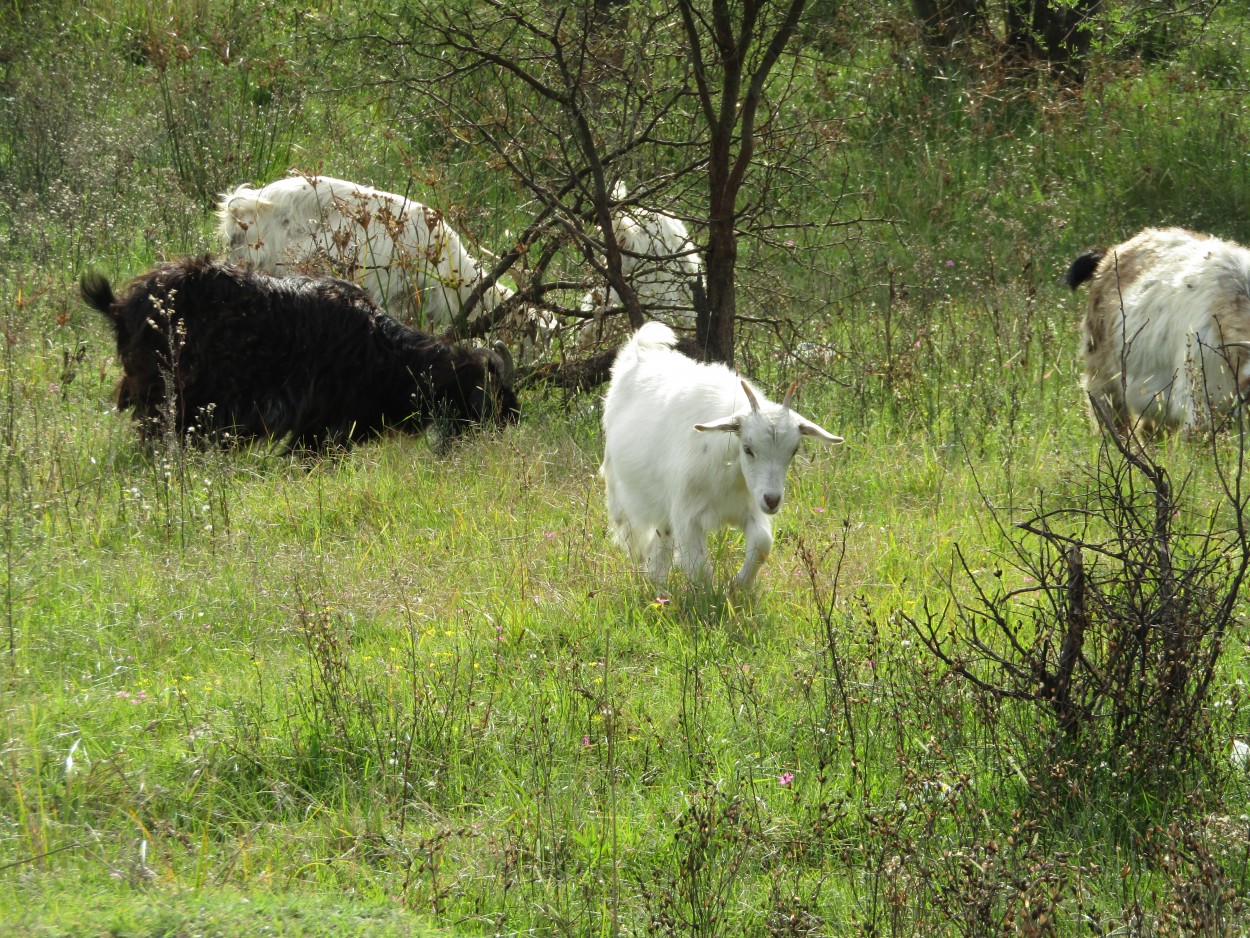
left=744, top=446, right=755, bottom=458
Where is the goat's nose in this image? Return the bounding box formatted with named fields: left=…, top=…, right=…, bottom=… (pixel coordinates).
left=763, top=494, right=781, bottom=513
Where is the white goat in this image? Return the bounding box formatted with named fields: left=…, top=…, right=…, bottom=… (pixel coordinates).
left=580, top=186, right=703, bottom=346
left=601, top=322, right=842, bottom=591
left=217, top=174, right=521, bottom=334
left=1067, top=226, right=1250, bottom=437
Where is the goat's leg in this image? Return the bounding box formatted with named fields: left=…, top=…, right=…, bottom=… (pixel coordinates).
left=731, top=517, right=773, bottom=592
left=1083, top=365, right=1132, bottom=438
left=674, top=523, right=713, bottom=584
left=645, top=528, right=676, bottom=584
left=605, top=475, right=655, bottom=571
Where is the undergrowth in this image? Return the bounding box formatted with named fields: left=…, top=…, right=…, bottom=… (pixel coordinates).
left=3, top=1, right=1250, bottom=935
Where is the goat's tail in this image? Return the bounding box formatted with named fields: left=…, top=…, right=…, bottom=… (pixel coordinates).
left=611, top=321, right=677, bottom=379
left=1064, top=250, right=1105, bottom=290
left=80, top=270, right=117, bottom=321
left=631, top=321, right=678, bottom=351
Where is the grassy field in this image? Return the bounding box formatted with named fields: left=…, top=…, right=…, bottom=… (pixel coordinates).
left=5, top=1, right=1250, bottom=935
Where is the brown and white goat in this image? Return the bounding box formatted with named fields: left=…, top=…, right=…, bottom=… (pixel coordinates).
left=1066, top=226, right=1250, bottom=437
left=82, top=255, right=519, bottom=451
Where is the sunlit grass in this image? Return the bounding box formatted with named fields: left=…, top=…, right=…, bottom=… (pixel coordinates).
left=5, top=1, right=1250, bottom=933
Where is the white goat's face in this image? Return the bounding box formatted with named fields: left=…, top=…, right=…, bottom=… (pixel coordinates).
left=696, top=381, right=844, bottom=516
left=736, top=411, right=801, bottom=514
left=220, top=193, right=274, bottom=268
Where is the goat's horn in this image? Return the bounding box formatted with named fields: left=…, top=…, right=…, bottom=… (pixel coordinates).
left=1221, top=342, right=1250, bottom=350
left=492, top=340, right=516, bottom=386
left=741, top=380, right=761, bottom=413
left=780, top=380, right=798, bottom=410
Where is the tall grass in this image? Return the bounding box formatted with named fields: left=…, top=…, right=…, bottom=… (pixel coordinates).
left=3, top=2, right=1250, bottom=934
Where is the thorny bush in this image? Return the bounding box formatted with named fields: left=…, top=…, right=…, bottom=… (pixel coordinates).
left=905, top=399, right=1250, bottom=805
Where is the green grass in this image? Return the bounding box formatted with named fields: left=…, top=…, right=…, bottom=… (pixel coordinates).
left=5, top=0, right=1250, bottom=933
left=4, top=885, right=443, bottom=937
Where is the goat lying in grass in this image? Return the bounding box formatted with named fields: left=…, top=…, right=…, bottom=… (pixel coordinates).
left=1067, top=226, right=1250, bottom=438
left=601, top=322, right=842, bottom=591
left=82, top=255, right=519, bottom=451
left=218, top=173, right=555, bottom=351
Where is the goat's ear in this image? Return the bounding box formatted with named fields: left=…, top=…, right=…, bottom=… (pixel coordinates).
left=238, top=194, right=273, bottom=214
left=741, top=381, right=762, bottom=413
left=798, top=418, right=844, bottom=444
left=695, top=416, right=741, bottom=434
left=225, top=194, right=270, bottom=221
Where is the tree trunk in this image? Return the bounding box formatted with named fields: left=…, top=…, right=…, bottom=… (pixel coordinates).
left=911, top=0, right=985, bottom=48
left=679, top=0, right=809, bottom=367
left=699, top=202, right=738, bottom=366
left=1005, top=0, right=1099, bottom=79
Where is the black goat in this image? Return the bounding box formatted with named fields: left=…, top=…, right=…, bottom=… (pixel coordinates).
left=81, top=255, right=519, bottom=450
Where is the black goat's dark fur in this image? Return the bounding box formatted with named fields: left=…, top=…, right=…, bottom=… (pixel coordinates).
left=82, top=256, right=520, bottom=450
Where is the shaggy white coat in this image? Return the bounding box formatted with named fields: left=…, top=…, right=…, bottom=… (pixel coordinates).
left=601, top=322, right=842, bottom=591
left=1077, top=227, right=1250, bottom=436
left=580, top=186, right=703, bottom=344
left=217, top=174, right=514, bottom=331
